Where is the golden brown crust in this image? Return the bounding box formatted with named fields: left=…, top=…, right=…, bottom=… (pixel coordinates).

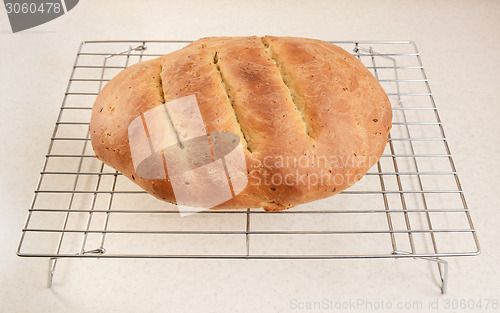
left=90, top=36, right=392, bottom=211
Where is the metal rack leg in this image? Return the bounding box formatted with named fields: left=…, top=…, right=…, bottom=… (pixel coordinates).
left=394, top=251, right=448, bottom=293
left=48, top=257, right=57, bottom=288
left=429, top=257, right=448, bottom=294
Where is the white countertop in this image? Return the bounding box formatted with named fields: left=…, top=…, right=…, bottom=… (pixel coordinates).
left=1, top=1, right=499, bottom=312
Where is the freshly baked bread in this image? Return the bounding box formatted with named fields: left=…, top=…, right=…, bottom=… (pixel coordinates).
left=90, top=36, right=392, bottom=212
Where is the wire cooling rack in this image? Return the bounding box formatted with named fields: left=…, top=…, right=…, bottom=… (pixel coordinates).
left=17, top=40, right=479, bottom=293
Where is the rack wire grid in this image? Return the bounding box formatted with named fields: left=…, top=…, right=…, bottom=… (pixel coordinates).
left=17, top=40, right=479, bottom=293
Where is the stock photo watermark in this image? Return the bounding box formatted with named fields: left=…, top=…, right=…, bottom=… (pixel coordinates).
left=128, top=94, right=248, bottom=216
left=128, top=94, right=375, bottom=216
left=289, top=297, right=499, bottom=311
left=248, top=153, right=378, bottom=189
left=3, top=0, right=79, bottom=33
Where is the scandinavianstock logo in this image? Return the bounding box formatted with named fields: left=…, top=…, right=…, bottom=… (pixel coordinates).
left=3, top=0, right=79, bottom=33
left=128, top=95, right=248, bottom=217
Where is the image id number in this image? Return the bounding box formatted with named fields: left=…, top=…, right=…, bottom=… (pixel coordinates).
left=5, top=2, right=61, bottom=14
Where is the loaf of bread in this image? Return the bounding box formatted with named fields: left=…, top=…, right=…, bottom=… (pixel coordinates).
left=90, top=36, right=392, bottom=212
